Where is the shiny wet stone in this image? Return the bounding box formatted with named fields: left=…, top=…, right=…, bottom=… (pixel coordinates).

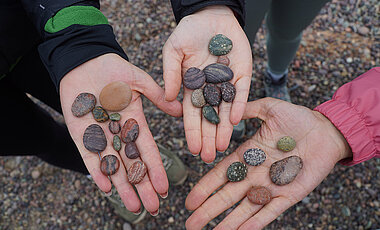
left=71, top=93, right=96, bottom=117
left=227, top=162, right=248, bottom=182
left=92, top=106, right=109, bottom=122
left=202, top=105, right=220, bottom=124
left=191, top=88, right=206, bottom=108
left=243, top=148, right=266, bottom=166
left=220, top=82, right=236, bottom=102
left=183, top=67, right=206, bottom=90
left=121, top=118, right=139, bottom=143
left=247, top=186, right=272, bottom=205
left=113, top=135, right=121, bottom=152
left=99, top=81, right=132, bottom=111
left=277, top=136, right=296, bottom=152
left=100, top=155, right=120, bottom=176
left=203, top=84, right=221, bottom=106
left=270, top=156, right=303, bottom=185
left=125, top=141, right=140, bottom=159
left=83, top=124, right=107, bottom=153
left=204, top=63, right=233, bottom=83
left=109, top=113, right=121, bottom=121
left=128, top=161, right=147, bottom=185
left=209, top=34, right=233, bottom=56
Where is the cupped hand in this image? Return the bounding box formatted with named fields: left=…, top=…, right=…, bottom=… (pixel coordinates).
left=163, top=5, right=252, bottom=163
left=60, top=53, right=182, bottom=215
left=185, top=97, right=352, bottom=229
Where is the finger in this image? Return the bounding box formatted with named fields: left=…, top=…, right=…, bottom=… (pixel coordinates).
left=230, top=76, right=251, bottom=125
left=162, top=38, right=184, bottom=101
left=183, top=88, right=202, bottom=154
left=200, top=106, right=217, bottom=163
left=216, top=101, right=233, bottom=152
left=242, top=97, right=282, bottom=121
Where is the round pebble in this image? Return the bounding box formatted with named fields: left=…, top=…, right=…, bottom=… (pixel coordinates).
left=109, top=113, right=121, bottom=121
left=277, top=136, right=296, bottom=152
left=121, top=118, right=139, bottom=143
left=202, top=105, right=220, bottom=124
left=99, top=81, right=132, bottom=111
left=113, top=135, right=121, bottom=152
left=124, top=141, right=140, bottom=159
left=247, top=186, right=272, bottom=205
left=100, top=155, right=120, bottom=176
left=83, top=124, right=107, bottom=153
left=220, top=82, right=236, bottom=102
left=71, top=93, right=96, bottom=117
left=217, top=55, right=230, bottom=66
left=227, top=162, right=248, bottom=182
left=191, top=89, right=206, bottom=108
left=204, top=63, right=234, bottom=83
left=128, top=161, right=147, bottom=185
left=183, top=67, right=206, bottom=90
left=109, top=121, right=121, bottom=134
left=203, top=84, right=221, bottom=106
left=269, top=156, right=303, bottom=185
left=209, top=34, right=233, bottom=56
left=243, top=148, right=266, bottom=166
left=92, top=106, right=109, bottom=122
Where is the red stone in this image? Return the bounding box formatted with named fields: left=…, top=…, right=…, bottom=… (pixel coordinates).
left=247, top=186, right=272, bottom=205
left=121, top=118, right=139, bottom=143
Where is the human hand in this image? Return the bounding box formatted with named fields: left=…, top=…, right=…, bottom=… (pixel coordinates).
left=185, top=97, right=352, bottom=229
left=60, top=53, right=182, bottom=215
left=163, top=5, right=252, bottom=162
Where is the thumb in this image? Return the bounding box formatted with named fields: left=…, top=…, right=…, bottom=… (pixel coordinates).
left=162, top=38, right=183, bottom=101
left=242, top=97, right=282, bottom=121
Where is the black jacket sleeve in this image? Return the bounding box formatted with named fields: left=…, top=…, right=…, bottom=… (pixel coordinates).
left=170, top=0, right=246, bottom=27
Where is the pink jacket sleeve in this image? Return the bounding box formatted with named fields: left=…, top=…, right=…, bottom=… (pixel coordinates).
left=314, top=67, right=380, bottom=166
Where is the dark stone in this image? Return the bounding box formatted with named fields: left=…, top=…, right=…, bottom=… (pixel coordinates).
left=113, top=135, right=121, bottom=152
left=109, top=113, right=121, bottom=121
left=183, top=67, right=206, bottom=90
left=203, top=84, right=221, bottom=106
left=124, top=142, right=140, bottom=159
left=204, top=63, right=233, bottom=83
left=71, top=93, right=96, bottom=117
left=247, top=186, right=272, bottom=205
left=92, top=106, right=109, bottom=122
left=208, top=34, right=233, bottom=56
left=191, top=89, right=206, bottom=108
left=121, top=118, right=139, bottom=142
left=202, top=105, right=220, bottom=124
left=277, top=136, right=296, bottom=152
left=109, top=121, right=121, bottom=134
left=128, top=161, right=147, bottom=185
left=220, top=82, right=236, bottom=102
left=269, top=156, right=303, bottom=185
left=83, top=124, right=107, bottom=153
left=100, top=155, right=120, bottom=176
left=243, top=148, right=266, bottom=166
left=227, top=162, right=247, bottom=182
left=217, top=55, right=230, bottom=66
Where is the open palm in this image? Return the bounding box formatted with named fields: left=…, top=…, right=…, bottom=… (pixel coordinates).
left=59, top=53, right=182, bottom=215
left=185, top=97, right=350, bottom=229
left=163, top=5, right=252, bottom=163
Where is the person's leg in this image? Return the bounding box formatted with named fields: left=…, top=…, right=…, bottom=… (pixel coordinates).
left=244, top=0, right=272, bottom=44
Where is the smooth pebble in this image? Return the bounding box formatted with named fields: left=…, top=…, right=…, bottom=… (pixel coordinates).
left=100, top=155, right=120, bottom=176
left=247, top=186, right=272, bottom=205
left=202, top=105, right=220, bottom=124
left=124, top=141, right=140, bottom=159
left=99, top=81, right=132, bottom=111
left=109, top=121, right=121, bottom=134
left=227, top=162, right=247, bottom=182
left=269, top=156, right=303, bottom=185
left=277, top=136, right=296, bottom=152
left=83, top=124, right=107, bottom=153
left=203, top=84, right=221, bottom=106
left=71, top=93, right=96, bottom=117
left=128, top=161, right=147, bottom=185
left=220, top=82, right=236, bottom=102
left=121, top=118, right=139, bottom=143
left=209, top=34, right=233, bottom=56
left=92, top=106, right=109, bottom=122
left=183, top=67, right=206, bottom=90
left=191, top=89, right=206, bottom=108
left=113, top=135, right=121, bottom=152
left=243, top=148, right=266, bottom=166
left=204, top=63, right=233, bottom=83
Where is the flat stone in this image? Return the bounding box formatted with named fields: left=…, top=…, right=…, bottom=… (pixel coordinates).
left=121, top=118, right=139, bottom=142
left=124, top=141, right=140, bottom=159
left=202, top=105, right=220, bottom=124
left=191, top=88, right=206, bottom=108
left=269, top=156, right=303, bottom=185
left=109, top=121, right=121, bottom=134
left=183, top=67, right=206, bottom=90
left=227, top=162, right=247, bottom=182
left=92, top=106, right=109, bottom=122
left=100, top=155, right=120, bottom=176
left=128, top=161, right=147, bottom=185
left=203, top=84, right=221, bottom=106
left=209, top=34, right=233, bottom=56
left=109, top=113, right=121, bottom=121
left=247, top=186, right=272, bottom=205
left=113, top=135, right=121, bottom=152
left=83, top=124, right=107, bottom=153
left=204, top=63, right=233, bottom=83
left=277, top=136, right=296, bottom=152
left=217, top=55, right=230, bottom=66
left=71, top=93, right=96, bottom=117
left=220, top=82, right=236, bottom=102
left=99, top=81, right=132, bottom=111
left=243, top=148, right=266, bottom=166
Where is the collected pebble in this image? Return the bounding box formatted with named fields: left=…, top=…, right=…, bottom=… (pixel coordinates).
left=113, top=135, right=121, bottom=151
left=124, top=141, right=140, bottom=159
left=243, top=148, right=266, bottom=166
left=204, top=63, right=233, bottom=83
left=109, top=113, right=121, bottom=121
left=109, top=121, right=121, bottom=134
left=269, top=156, right=303, bottom=185
left=121, top=118, right=139, bottom=143
left=128, top=161, right=147, bottom=185
left=71, top=93, right=96, bottom=117
left=191, top=89, right=206, bottom=108
left=277, top=136, right=296, bottom=152
left=220, top=82, right=236, bottom=102
left=100, top=155, right=120, bottom=176
left=209, top=34, right=233, bottom=56
left=227, top=162, right=248, bottom=182
left=202, top=105, right=220, bottom=124
left=92, top=106, right=109, bottom=122
left=217, top=55, right=230, bottom=66
left=247, top=186, right=272, bottom=205
left=99, top=81, right=132, bottom=111
left=83, top=124, right=107, bottom=153
left=203, top=84, right=221, bottom=106
left=183, top=67, right=206, bottom=90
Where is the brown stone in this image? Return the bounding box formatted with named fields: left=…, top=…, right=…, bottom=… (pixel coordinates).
left=247, top=186, right=272, bottom=205
left=124, top=142, right=140, bottom=159
left=100, top=155, right=120, bottom=176
left=83, top=124, right=107, bottom=153
left=121, top=118, right=139, bottom=143
left=109, top=121, right=121, bottom=134
left=99, top=81, right=132, bottom=111
left=269, top=156, right=303, bottom=185
left=217, top=56, right=230, bottom=66
left=71, top=93, right=96, bottom=117
left=128, top=161, right=147, bottom=185
left=92, top=106, right=109, bottom=122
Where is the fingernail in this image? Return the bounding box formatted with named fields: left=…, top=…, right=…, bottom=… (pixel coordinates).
left=133, top=208, right=142, bottom=215
left=159, top=191, right=168, bottom=199
left=103, top=190, right=112, bottom=197
left=191, top=153, right=199, bottom=157
left=150, top=209, right=159, bottom=217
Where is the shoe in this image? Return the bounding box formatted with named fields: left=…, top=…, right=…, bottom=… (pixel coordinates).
left=231, top=120, right=246, bottom=141
left=263, top=72, right=291, bottom=102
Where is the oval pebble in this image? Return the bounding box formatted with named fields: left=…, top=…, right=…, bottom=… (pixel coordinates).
left=209, top=34, right=233, bottom=56
left=100, top=155, right=120, bottom=176
left=83, top=124, right=107, bottom=153
left=92, top=106, right=109, bottom=122
left=128, top=161, right=147, bottom=185
left=183, top=67, right=206, bottom=90
left=202, top=105, right=220, bottom=124
left=121, top=118, right=139, bottom=143
left=113, top=135, right=121, bottom=152
left=125, top=142, right=140, bottom=159
left=204, top=63, right=233, bottom=83
left=220, top=82, right=236, bottom=102
left=203, top=84, right=221, bottom=106
left=277, top=136, right=296, bottom=152
left=99, top=81, right=132, bottom=111
left=217, top=55, right=230, bottom=66
left=71, top=93, right=96, bottom=117
left=109, top=121, right=121, bottom=134
left=243, top=148, right=266, bottom=166
left=269, top=156, right=303, bottom=185
left=247, top=186, right=272, bottom=205
left=109, top=113, right=121, bottom=121
left=191, top=88, right=206, bottom=108
left=227, top=162, right=248, bottom=182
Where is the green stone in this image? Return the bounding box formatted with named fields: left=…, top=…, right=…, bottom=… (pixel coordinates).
left=202, top=105, right=220, bottom=124
left=109, top=113, right=121, bottom=121
left=277, top=136, right=296, bottom=152
left=227, top=162, right=247, bottom=182
left=92, top=106, right=109, bottom=122
left=113, top=135, right=121, bottom=152
left=209, top=34, right=233, bottom=56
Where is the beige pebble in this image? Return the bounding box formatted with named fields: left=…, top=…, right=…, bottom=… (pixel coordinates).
left=99, top=81, right=132, bottom=111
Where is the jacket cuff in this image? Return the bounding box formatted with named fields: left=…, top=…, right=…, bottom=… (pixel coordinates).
left=314, top=99, right=377, bottom=166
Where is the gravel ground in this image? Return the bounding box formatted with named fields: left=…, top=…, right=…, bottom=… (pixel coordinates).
left=1, top=0, right=379, bottom=229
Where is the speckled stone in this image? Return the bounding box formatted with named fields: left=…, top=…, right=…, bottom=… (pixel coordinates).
left=203, top=84, right=221, bottom=106
left=191, top=89, right=206, bottom=108
left=217, top=55, right=230, bottom=66
left=204, top=63, right=234, bottom=83
left=128, top=161, right=147, bottom=185
left=227, top=162, right=248, bottom=182
left=99, top=81, right=132, bottom=111
left=247, top=186, right=272, bottom=205
left=71, top=93, right=96, bottom=117
left=220, top=82, right=236, bottom=102
left=109, top=121, right=121, bottom=134
left=83, top=124, right=107, bottom=153
left=183, top=67, right=206, bottom=90
left=100, top=155, right=120, bottom=176
left=202, top=105, right=220, bottom=124
left=121, top=118, right=139, bottom=143
left=277, top=136, right=296, bottom=152
left=270, top=156, right=303, bottom=185
left=209, top=34, right=233, bottom=56
left=113, top=135, right=121, bottom=152
left=124, top=142, right=140, bottom=159
left=109, top=113, right=121, bottom=121
left=92, top=106, right=109, bottom=122
left=243, top=148, right=266, bottom=166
